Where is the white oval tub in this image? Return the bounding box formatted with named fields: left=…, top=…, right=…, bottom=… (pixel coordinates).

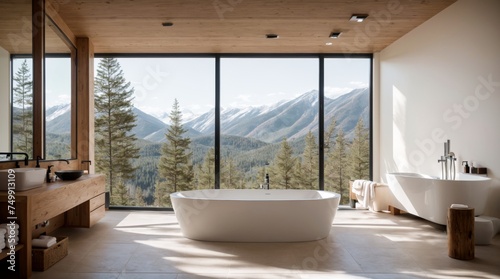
left=170, top=189, right=340, bottom=242
left=386, top=172, right=491, bottom=225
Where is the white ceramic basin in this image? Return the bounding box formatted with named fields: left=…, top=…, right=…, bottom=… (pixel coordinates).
left=0, top=168, right=46, bottom=191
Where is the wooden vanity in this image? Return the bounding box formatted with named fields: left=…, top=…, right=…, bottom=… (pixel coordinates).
left=0, top=174, right=105, bottom=278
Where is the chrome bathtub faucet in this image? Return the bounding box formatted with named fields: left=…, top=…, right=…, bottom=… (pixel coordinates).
left=438, top=139, right=456, bottom=180
left=260, top=173, right=270, bottom=189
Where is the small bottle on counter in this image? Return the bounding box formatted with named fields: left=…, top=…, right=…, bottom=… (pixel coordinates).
left=46, top=165, right=54, bottom=183
left=462, top=161, right=469, bottom=173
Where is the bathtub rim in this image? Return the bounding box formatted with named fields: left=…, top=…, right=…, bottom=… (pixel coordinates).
left=387, top=172, right=491, bottom=182
left=170, top=188, right=340, bottom=202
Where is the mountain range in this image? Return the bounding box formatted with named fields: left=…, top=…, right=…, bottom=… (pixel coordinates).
left=44, top=87, right=369, bottom=143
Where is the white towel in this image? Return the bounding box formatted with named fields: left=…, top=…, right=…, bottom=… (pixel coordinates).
left=0, top=228, right=6, bottom=236
left=39, top=235, right=57, bottom=243
left=0, top=242, right=5, bottom=250
left=0, top=223, right=19, bottom=230
left=5, top=236, right=19, bottom=243
left=352, top=179, right=377, bottom=208
left=4, top=229, right=19, bottom=236
left=32, top=238, right=57, bottom=248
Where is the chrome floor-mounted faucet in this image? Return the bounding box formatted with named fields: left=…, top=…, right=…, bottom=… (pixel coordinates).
left=438, top=139, right=456, bottom=180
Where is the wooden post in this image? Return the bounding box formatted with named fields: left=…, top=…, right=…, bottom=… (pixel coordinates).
left=447, top=207, right=475, bottom=260
left=76, top=37, right=95, bottom=174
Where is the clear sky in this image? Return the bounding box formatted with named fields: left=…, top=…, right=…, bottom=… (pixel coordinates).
left=12, top=58, right=72, bottom=108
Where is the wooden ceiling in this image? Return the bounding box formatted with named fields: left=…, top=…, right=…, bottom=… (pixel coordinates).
left=1, top=0, right=457, bottom=54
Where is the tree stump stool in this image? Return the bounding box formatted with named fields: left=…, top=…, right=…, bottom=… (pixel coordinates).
left=447, top=207, right=475, bottom=260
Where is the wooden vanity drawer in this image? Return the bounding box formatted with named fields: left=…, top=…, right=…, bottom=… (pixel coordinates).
left=89, top=205, right=105, bottom=227
left=90, top=193, right=105, bottom=211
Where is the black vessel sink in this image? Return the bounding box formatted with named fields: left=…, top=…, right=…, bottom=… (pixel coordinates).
left=55, top=170, right=84, bottom=181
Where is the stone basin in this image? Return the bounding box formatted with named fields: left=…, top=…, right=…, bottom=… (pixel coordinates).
left=0, top=168, right=46, bottom=191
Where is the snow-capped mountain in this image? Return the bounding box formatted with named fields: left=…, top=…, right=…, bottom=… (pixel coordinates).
left=44, top=87, right=369, bottom=143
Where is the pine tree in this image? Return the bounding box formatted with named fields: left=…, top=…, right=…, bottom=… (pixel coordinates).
left=349, top=117, right=370, bottom=180
left=154, top=180, right=170, bottom=207
left=134, top=187, right=147, bottom=206
left=12, top=59, right=33, bottom=156
left=198, top=148, right=215, bottom=189
left=301, top=131, right=319, bottom=190
left=324, top=116, right=337, bottom=154
left=112, top=180, right=131, bottom=205
left=155, top=99, right=194, bottom=206
left=273, top=138, right=295, bottom=189
left=327, top=128, right=350, bottom=204
left=94, top=58, right=139, bottom=203
left=221, top=157, right=243, bottom=189
left=291, top=159, right=304, bottom=189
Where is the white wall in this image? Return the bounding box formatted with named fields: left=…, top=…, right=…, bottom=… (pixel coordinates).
left=378, top=0, right=500, bottom=217
left=0, top=46, right=10, bottom=152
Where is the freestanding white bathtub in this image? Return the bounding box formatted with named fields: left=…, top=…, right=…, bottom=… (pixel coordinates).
left=386, top=172, right=491, bottom=225
left=170, top=189, right=340, bottom=242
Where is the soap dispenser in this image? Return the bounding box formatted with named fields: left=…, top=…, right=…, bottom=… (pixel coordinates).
left=46, top=165, right=54, bottom=183
left=462, top=161, right=469, bottom=173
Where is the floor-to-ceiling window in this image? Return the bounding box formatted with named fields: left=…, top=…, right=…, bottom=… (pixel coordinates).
left=324, top=57, right=371, bottom=204
left=94, top=57, right=215, bottom=206
left=92, top=55, right=371, bottom=207
left=220, top=57, right=319, bottom=190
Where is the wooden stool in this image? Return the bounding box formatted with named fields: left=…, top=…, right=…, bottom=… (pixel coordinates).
left=447, top=207, right=475, bottom=260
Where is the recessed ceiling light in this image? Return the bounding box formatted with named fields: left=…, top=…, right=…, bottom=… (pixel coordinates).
left=266, top=34, right=279, bottom=39
left=329, top=32, right=341, bottom=39
left=325, top=42, right=333, bottom=46
left=350, top=14, right=368, bottom=22
left=162, top=22, right=174, bottom=27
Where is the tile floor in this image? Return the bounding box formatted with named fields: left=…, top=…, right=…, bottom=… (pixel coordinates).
left=31, top=209, right=500, bottom=279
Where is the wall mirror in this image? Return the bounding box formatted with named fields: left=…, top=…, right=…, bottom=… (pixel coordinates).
left=44, top=15, right=76, bottom=160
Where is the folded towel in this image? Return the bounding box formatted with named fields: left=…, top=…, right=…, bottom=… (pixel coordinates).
left=32, top=238, right=57, bottom=248
left=4, top=229, right=19, bottom=236
left=5, top=236, right=19, bottom=243
left=451, top=204, right=468, bottom=209
left=0, top=223, right=19, bottom=230
left=0, top=228, right=6, bottom=235
left=5, top=241, right=18, bottom=246
left=39, top=235, right=57, bottom=243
